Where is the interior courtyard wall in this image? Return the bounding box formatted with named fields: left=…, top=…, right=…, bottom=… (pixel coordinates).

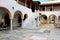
left=53, top=6, right=60, bottom=11
left=1, top=0, right=60, bottom=28
left=40, top=11, right=59, bottom=24
left=0, top=0, right=36, bottom=28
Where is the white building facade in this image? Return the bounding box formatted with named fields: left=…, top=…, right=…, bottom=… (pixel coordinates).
left=0, top=0, right=60, bottom=31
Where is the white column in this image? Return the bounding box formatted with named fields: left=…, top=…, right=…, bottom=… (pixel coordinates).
left=45, top=6, right=46, bottom=11
left=39, top=6, right=41, bottom=25
left=22, top=18, right=23, bottom=28
left=10, top=19, right=13, bottom=31
left=35, top=5, right=36, bottom=12
left=52, top=4, right=53, bottom=11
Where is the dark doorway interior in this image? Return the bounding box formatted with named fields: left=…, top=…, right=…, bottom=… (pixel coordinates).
left=23, top=14, right=27, bottom=21
left=52, top=16, right=55, bottom=24
left=31, top=5, right=35, bottom=12
left=42, top=15, right=47, bottom=20
left=42, top=15, right=47, bottom=24
left=58, top=16, right=60, bottom=22
left=18, top=15, right=22, bottom=27
left=4, top=13, right=10, bottom=27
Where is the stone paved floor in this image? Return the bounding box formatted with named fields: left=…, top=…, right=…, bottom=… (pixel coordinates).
left=48, top=28, right=60, bottom=40
left=0, top=27, right=50, bottom=40
left=0, top=26, right=60, bottom=40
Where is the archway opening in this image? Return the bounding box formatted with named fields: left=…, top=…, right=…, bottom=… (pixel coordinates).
left=41, top=15, right=47, bottom=24
left=49, top=15, right=57, bottom=24
left=58, top=16, right=60, bottom=24
left=0, top=7, right=11, bottom=30
left=23, top=14, right=28, bottom=21
left=13, top=11, right=22, bottom=28
left=4, top=13, right=10, bottom=27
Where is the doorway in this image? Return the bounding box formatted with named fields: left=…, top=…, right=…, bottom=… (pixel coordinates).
left=41, top=15, right=47, bottom=24
left=0, top=7, right=11, bottom=30
left=58, top=16, right=60, bottom=24
left=13, top=11, right=22, bottom=27
left=4, top=13, right=10, bottom=27
left=49, top=15, right=57, bottom=24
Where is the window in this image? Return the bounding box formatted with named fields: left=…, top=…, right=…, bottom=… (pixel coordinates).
left=50, top=8, right=52, bottom=11
left=31, top=5, right=35, bottom=12
left=40, top=6, right=45, bottom=11
left=36, top=6, right=38, bottom=10
left=27, top=4, right=30, bottom=8
left=42, top=7, right=45, bottom=11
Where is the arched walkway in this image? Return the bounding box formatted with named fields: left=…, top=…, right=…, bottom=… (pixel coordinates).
left=23, top=14, right=28, bottom=21
left=0, top=7, right=11, bottom=30
left=49, top=14, right=57, bottom=24
left=13, top=11, right=23, bottom=28
left=41, top=15, right=47, bottom=24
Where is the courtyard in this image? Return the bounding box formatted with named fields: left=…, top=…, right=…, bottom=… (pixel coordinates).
left=0, top=0, right=60, bottom=40
left=0, top=24, right=60, bottom=40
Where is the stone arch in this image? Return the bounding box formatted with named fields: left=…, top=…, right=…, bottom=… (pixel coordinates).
left=14, top=10, right=23, bottom=18
left=49, top=14, right=57, bottom=24
left=0, top=7, right=12, bottom=19
left=13, top=10, right=23, bottom=27
left=0, top=7, right=12, bottom=28
left=41, top=14, right=47, bottom=24
left=23, top=14, right=28, bottom=21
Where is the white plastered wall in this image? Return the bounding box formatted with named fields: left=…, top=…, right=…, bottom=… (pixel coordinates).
left=0, top=0, right=39, bottom=28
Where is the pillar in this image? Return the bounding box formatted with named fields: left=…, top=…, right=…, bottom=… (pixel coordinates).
left=38, top=5, right=40, bottom=13
left=45, top=6, right=46, bottom=11
left=35, top=5, right=36, bottom=12
left=47, top=17, right=49, bottom=24
left=39, top=15, right=41, bottom=24
left=17, top=0, right=19, bottom=3
left=10, top=19, right=13, bottom=31
left=25, top=0, right=27, bottom=7
left=22, top=18, right=23, bottom=28
left=52, top=4, right=53, bottom=11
